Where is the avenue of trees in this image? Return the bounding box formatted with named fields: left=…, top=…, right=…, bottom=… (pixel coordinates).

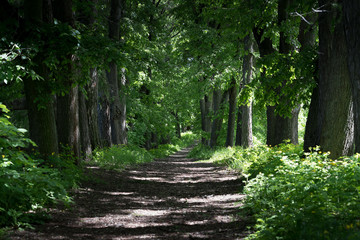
left=1, top=0, right=360, bottom=161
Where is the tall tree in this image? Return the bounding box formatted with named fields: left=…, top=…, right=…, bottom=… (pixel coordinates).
left=343, top=1, right=360, bottom=153
left=23, top=0, right=59, bottom=157
left=240, top=34, right=254, bottom=148
left=210, top=88, right=228, bottom=148
left=317, top=0, right=353, bottom=158
left=107, top=0, right=126, bottom=145
left=53, top=0, right=81, bottom=161
left=301, top=9, right=319, bottom=152
left=225, top=76, right=237, bottom=147
left=76, top=0, right=102, bottom=149
left=253, top=28, right=276, bottom=145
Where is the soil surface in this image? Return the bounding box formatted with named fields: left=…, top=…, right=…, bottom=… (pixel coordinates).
left=8, top=147, right=250, bottom=239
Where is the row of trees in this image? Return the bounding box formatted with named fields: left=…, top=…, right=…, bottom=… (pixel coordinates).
left=1, top=0, right=359, bottom=161
left=179, top=0, right=360, bottom=159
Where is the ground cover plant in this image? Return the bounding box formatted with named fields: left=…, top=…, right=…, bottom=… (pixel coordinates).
left=91, top=132, right=199, bottom=169
left=91, top=145, right=154, bottom=170
left=0, top=104, right=79, bottom=230
left=190, top=143, right=360, bottom=240
left=149, top=132, right=199, bottom=158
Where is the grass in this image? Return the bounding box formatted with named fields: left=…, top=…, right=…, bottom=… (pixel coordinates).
left=90, top=132, right=199, bottom=170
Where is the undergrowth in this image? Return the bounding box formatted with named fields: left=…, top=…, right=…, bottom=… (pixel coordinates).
left=91, top=145, right=153, bottom=170
left=0, top=104, right=80, bottom=231
left=190, top=143, right=360, bottom=240
left=149, top=132, right=198, bottom=158
left=91, top=132, right=199, bottom=170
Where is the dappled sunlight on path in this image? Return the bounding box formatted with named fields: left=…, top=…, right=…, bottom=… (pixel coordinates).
left=9, top=147, right=250, bottom=239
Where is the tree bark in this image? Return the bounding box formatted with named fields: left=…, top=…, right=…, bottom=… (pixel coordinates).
left=300, top=10, right=319, bottom=151
left=241, top=34, right=254, bottom=148
left=235, top=106, right=242, bottom=146
left=99, top=87, right=112, bottom=147
left=304, top=84, right=320, bottom=151
left=53, top=0, right=81, bottom=162
left=119, top=67, right=128, bottom=144
left=343, top=1, right=360, bottom=153
left=225, top=77, right=237, bottom=147
left=272, top=0, right=298, bottom=146
left=210, top=89, right=228, bottom=148
left=23, top=0, right=59, bottom=157
left=86, top=69, right=102, bottom=149
left=318, top=0, right=354, bottom=158
left=107, top=0, right=122, bottom=145
left=77, top=1, right=102, bottom=149
left=79, top=89, right=92, bottom=160
left=200, top=94, right=212, bottom=145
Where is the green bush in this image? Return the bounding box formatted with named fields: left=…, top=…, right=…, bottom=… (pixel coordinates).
left=149, top=144, right=180, bottom=158
left=91, top=144, right=153, bottom=170
left=240, top=146, right=360, bottom=240
left=150, top=131, right=199, bottom=158
left=0, top=104, right=73, bottom=228
left=196, top=143, right=360, bottom=239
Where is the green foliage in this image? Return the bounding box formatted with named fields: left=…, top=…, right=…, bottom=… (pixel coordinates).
left=91, top=145, right=153, bottom=170
left=252, top=49, right=317, bottom=117
left=92, top=132, right=198, bottom=169
left=0, top=104, right=76, bottom=228
left=207, top=143, right=360, bottom=240
left=243, top=149, right=360, bottom=240
left=150, top=132, right=199, bottom=158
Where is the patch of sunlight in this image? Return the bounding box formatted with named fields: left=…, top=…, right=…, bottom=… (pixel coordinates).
left=130, top=176, right=166, bottom=181
left=131, top=209, right=168, bottom=217
left=102, top=191, right=134, bottom=196
left=179, top=194, right=244, bottom=204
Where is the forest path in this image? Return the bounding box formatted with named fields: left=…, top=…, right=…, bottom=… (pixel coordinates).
left=9, top=146, right=249, bottom=240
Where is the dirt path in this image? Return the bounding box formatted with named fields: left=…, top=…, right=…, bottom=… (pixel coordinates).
left=9, top=147, right=250, bottom=239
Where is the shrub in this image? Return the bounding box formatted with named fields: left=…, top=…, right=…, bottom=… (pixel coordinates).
left=150, top=132, right=199, bottom=158
left=0, top=104, right=73, bottom=228
left=197, top=143, right=360, bottom=239
left=187, top=144, right=216, bottom=160
left=91, top=144, right=153, bottom=170
left=243, top=150, right=360, bottom=240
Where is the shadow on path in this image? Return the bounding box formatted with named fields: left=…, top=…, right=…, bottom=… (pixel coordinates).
left=9, top=147, right=250, bottom=239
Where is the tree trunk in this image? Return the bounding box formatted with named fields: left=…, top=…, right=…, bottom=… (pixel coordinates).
left=304, top=84, right=320, bottom=151
left=272, top=0, right=297, bottom=146
left=86, top=68, right=102, bottom=149
left=290, top=106, right=301, bottom=145
left=77, top=1, right=102, bottom=149
left=241, top=34, right=254, bottom=148
left=200, top=98, right=206, bottom=143
left=318, top=0, right=354, bottom=158
left=225, top=77, right=237, bottom=147
left=210, top=89, right=222, bottom=148
left=299, top=10, right=319, bottom=151
left=343, top=1, right=360, bottom=153
left=53, top=0, right=81, bottom=162
left=23, top=0, right=58, bottom=157
left=200, top=94, right=212, bottom=145
left=56, top=87, right=81, bottom=162
left=24, top=78, right=58, bottom=157
left=119, top=68, right=127, bottom=144
left=235, top=106, right=242, bottom=146
left=107, top=0, right=126, bottom=145
left=99, top=87, right=112, bottom=147
left=266, top=106, right=276, bottom=146
left=79, top=89, right=92, bottom=160
left=210, top=89, right=228, bottom=148
left=108, top=0, right=121, bottom=144
left=107, top=62, right=122, bottom=145
left=253, top=29, right=277, bottom=146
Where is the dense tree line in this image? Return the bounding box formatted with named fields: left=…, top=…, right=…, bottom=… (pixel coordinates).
left=1, top=0, right=359, bottom=161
